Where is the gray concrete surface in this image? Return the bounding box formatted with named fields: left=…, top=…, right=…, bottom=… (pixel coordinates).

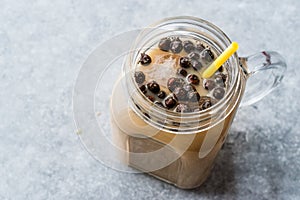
left=0, top=0, right=299, bottom=199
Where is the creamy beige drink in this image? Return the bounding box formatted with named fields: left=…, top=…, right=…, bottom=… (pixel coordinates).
left=110, top=36, right=244, bottom=189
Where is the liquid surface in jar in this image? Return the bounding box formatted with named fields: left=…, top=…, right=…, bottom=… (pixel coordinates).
left=134, top=36, right=229, bottom=113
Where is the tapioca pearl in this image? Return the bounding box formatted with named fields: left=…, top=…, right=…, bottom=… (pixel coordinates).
left=177, top=68, right=188, bottom=77
left=157, top=90, right=166, bottom=99
left=213, top=87, right=225, bottom=99
left=201, top=99, right=212, bottom=110
left=188, top=52, right=200, bottom=60
left=170, top=37, right=183, bottom=54
left=183, top=83, right=196, bottom=92
left=183, top=40, right=195, bottom=53
left=158, top=37, right=171, bottom=51
left=199, top=96, right=213, bottom=110
left=195, top=41, right=205, bottom=52
left=191, top=60, right=202, bottom=71
left=218, top=66, right=224, bottom=72
left=154, top=101, right=164, bottom=108
left=164, top=96, right=177, bottom=109
left=201, top=49, right=215, bottom=62
left=134, top=71, right=145, bottom=84
left=138, top=53, right=152, bottom=65
left=187, top=74, right=200, bottom=85
left=215, top=74, right=227, bottom=85
left=187, top=91, right=201, bottom=102
left=203, top=79, right=216, bottom=91
left=173, top=87, right=188, bottom=101
left=139, top=85, right=147, bottom=94
left=146, top=95, right=155, bottom=102
left=147, top=80, right=160, bottom=94
left=175, top=103, right=191, bottom=113
left=179, top=57, right=192, bottom=68
left=167, top=77, right=185, bottom=92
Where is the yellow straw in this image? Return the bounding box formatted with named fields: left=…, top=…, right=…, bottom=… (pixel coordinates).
left=202, top=42, right=239, bottom=79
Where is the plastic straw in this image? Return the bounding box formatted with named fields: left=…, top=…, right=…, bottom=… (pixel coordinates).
left=202, top=42, right=239, bottom=79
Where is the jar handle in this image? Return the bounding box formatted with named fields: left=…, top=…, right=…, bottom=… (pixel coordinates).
left=239, top=51, right=287, bottom=107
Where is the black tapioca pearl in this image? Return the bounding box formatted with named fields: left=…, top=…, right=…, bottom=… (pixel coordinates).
left=188, top=91, right=201, bottom=102
left=195, top=41, right=205, bottom=52
left=157, top=90, right=166, bottom=99
left=179, top=57, right=191, bottom=68
left=164, top=96, right=177, bottom=109
left=191, top=60, right=202, bottom=71
left=146, top=95, right=155, bottom=102
left=167, top=77, right=185, bottom=92
left=201, top=49, right=215, bottom=62
left=158, top=37, right=171, bottom=51
left=187, top=74, right=200, bottom=85
left=183, top=40, right=195, bottom=53
left=183, top=83, right=196, bottom=92
left=215, top=74, right=227, bottom=85
left=170, top=37, right=183, bottom=53
left=199, top=96, right=213, bottom=110
left=154, top=101, right=164, bottom=107
left=139, top=53, right=152, bottom=65
left=175, top=104, right=191, bottom=113
left=201, top=100, right=212, bottom=110
left=134, top=71, right=145, bottom=84
left=139, top=85, right=147, bottom=94
left=147, top=80, right=160, bottom=94
left=173, top=87, right=188, bottom=101
left=203, top=79, right=216, bottom=91
left=218, top=66, right=224, bottom=72
left=188, top=52, right=200, bottom=60
left=177, top=68, right=188, bottom=77
left=213, top=87, right=225, bottom=99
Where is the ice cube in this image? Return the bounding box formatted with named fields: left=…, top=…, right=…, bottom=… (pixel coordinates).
left=143, top=54, right=177, bottom=87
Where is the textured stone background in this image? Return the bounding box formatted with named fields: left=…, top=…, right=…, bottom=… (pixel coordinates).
left=0, top=0, right=299, bottom=199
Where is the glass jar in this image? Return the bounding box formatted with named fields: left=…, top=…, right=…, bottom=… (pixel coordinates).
left=110, top=16, right=286, bottom=189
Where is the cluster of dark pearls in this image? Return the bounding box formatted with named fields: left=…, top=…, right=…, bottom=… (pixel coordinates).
left=134, top=37, right=228, bottom=113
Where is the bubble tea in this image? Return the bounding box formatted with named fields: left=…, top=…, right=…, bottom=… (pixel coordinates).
left=109, top=31, right=242, bottom=189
